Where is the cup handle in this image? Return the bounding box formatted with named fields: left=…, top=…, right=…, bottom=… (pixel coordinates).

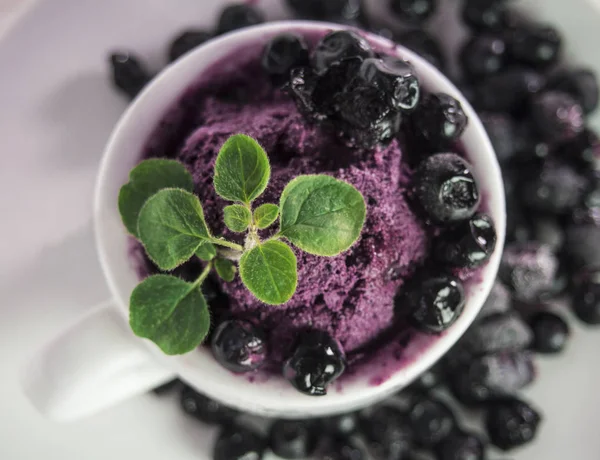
left=21, top=301, right=176, bottom=421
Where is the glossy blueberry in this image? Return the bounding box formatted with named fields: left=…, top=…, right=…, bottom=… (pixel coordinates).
left=269, top=420, right=318, bottom=459
left=211, top=320, right=267, bottom=373
left=321, top=436, right=368, bottom=460
left=460, top=35, right=507, bottom=80
left=463, top=313, right=533, bottom=355
left=566, top=224, right=600, bottom=271
left=180, top=386, right=237, bottom=424
left=397, top=29, right=445, bottom=71
left=529, top=311, right=570, bottom=354
left=474, top=69, right=545, bottom=114
left=462, top=0, right=509, bottom=32
left=571, top=180, right=600, bottom=226
left=514, top=121, right=552, bottom=161
left=450, top=351, right=535, bottom=405
left=548, top=68, right=599, bottom=114
left=359, top=57, right=420, bottom=111
left=313, top=56, right=364, bottom=116
left=216, top=4, right=265, bottom=35
left=262, top=33, right=309, bottom=85
left=283, top=330, right=346, bottom=396
left=435, top=213, right=497, bottom=268
left=486, top=397, right=541, bottom=451
left=335, top=79, right=393, bottom=128
left=479, top=112, right=517, bottom=163
left=521, top=160, right=587, bottom=214
left=285, top=66, right=320, bottom=119
left=408, top=396, right=456, bottom=446
left=359, top=406, right=414, bottom=460
left=286, top=0, right=363, bottom=22
left=213, top=425, right=266, bottom=460
left=412, top=93, right=468, bottom=147
left=434, top=429, right=486, bottom=460
left=508, top=25, right=562, bottom=69
left=478, top=281, right=512, bottom=320
left=531, top=91, right=584, bottom=144
left=151, top=378, right=182, bottom=395
left=169, top=30, right=212, bottom=62
left=390, top=0, right=437, bottom=24
left=413, top=153, right=480, bottom=224
left=407, top=274, right=466, bottom=333
left=531, top=217, right=565, bottom=251
left=311, top=30, right=373, bottom=74
left=571, top=267, right=600, bottom=325
left=109, top=52, right=151, bottom=99
left=556, top=129, right=600, bottom=177
left=499, top=243, right=559, bottom=302
left=339, top=111, right=403, bottom=148
left=320, top=413, right=359, bottom=436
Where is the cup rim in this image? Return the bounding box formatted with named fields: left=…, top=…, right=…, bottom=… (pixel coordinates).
left=94, top=20, right=505, bottom=418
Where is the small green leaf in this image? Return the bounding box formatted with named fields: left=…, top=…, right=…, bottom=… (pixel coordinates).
left=239, top=240, right=297, bottom=305
left=195, top=242, right=217, bottom=261
left=254, top=203, right=279, bottom=229
left=213, top=134, right=271, bottom=204
left=138, top=188, right=212, bottom=270
left=129, top=275, right=210, bottom=355
left=118, top=159, right=194, bottom=237
left=223, top=204, right=252, bottom=233
left=279, top=175, right=366, bottom=256
left=215, top=258, right=237, bottom=282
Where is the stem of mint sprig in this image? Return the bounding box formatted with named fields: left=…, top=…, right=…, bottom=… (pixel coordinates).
left=118, top=134, right=367, bottom=355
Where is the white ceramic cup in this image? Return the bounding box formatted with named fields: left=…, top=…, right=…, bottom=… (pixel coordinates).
left=21, top=21, right=505, bottom=422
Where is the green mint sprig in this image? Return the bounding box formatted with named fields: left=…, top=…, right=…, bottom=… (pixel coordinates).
left=119, top=134, right=366, bottom=355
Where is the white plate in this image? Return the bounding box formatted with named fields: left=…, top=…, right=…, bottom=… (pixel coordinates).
left=1, top=0, right=600, bottom=458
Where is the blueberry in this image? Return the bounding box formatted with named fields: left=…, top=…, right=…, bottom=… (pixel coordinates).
left=479, top=112, right=517, bottom=163
left=269, top=419, right=318, bottom=459
left=151, top=378, right=182, bottom=395
left=529, top=311, right=570, bottom=354
left=283, top=330, right=346, bottom=396
left=339, top=111, right=403, bottom=148
left=180, top=386, right=237, bottom=424
left=412, top=93, right=468, bottom=148
left=434, top=429, right=486, bottom=460
left=262, top=33, right=309, bottom=86
left=390, top=0, right=437, bottom=24
left=169, top=30, right=212, bottom=62
left=462, top=0, right=509, bottom=32
left=312, top=30, right=373, bottom=74
left=450, top=351, right=535, bottom=405
left=412, top=363, right=444, bottom=391
left=521, top=160, right=587, bottom=214
left=435, top=213, right=497, bottom=268
left=485, top=397, right=541, bottom=451
left=413, top=153, right=480, bottom=224
left=285, top=0, right=363, bottom=22
left=556, top=129, right=600, bottom=177
left=213, top=425, right=266, bottom=460
left=313, top=57, right=364, bottom=116
left=571, top=180, right=600, bottom=226
left=571, top=267, right=600, bottom=325
left=397, top=29, right=446, bottom=71
left=320, top=412, right=359, bottom=436
left=478, top=281, right=512, bottom=320
left=460, top=35, right=507, bottom=80
left=565, top=224, right=600, bottom=270
left=513, top=121, right=552, bottom=161
left=463, top=313, right=533, bottom=355
left=548, top=68, right=599, bottom=114
left=359, top=57, right=420, bottom=111
left=531, top=91, right=584, bottom=144
left=508, top=25, right=562, bottom=69
left=408, top=396, right=456, bottom=446
left=109, top=52, right=151, bottom=99
left=531, top=217, right=565, bottom=251
left=321, top=436, right=368, bottom=460
left=335, top=81, right=392, bottom=128
left=216, top=3, right=265, bottom=35
left=474, top=69, right=545, bottom=114
left=211, top=320, right=267, bottom=373
left=499, top=243, right=559, bottom=302
left=359, top=406, right=414, bottom=460
left=285, top=66, right=320, bottom=119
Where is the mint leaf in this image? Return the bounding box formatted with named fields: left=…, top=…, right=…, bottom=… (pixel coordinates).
left=195, top=242, right=217, bottom=261
left=129, top=275, right=210, bottom=355
left=254, top=203, right=279, bottom=229
left=239, top=240, right=297, bottom=305
left=118, top=159, right=194, bottom=237
left=223, top=204, right=252, bottom=233
left=138, top=188, right=212, bottom=270
left=215, top=258, right=237, bottom=282
left=213, top=134, right=270, bottom=204
left=279, top=175, right=366, bottom=256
